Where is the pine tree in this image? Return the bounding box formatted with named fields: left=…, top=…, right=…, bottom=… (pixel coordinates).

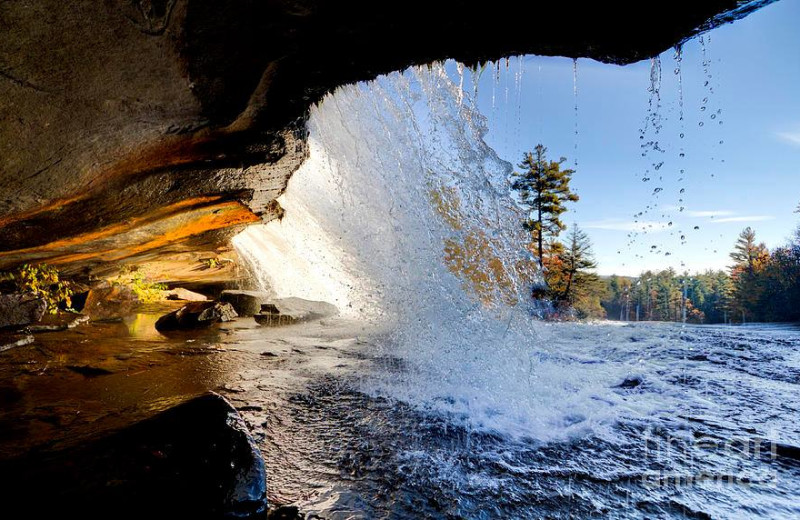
left=557, top=224, right=598, bottom=304
left=511, top=144, right=579, bottom=268
left=730, top=227, right=768, bottom=275
left=729, top=227, right=769, bottom=322
left=545, top=225, right=604, bottom=317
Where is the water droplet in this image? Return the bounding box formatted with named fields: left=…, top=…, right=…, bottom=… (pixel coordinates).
left=679, top=152, right=685, bottom=158
left=668, top=221, right=673, bottom=226
left=642, top=177, right=650, bottom=182
left=694, top=226, right=700, bottom=230
left=710, top=114, right=716, bottom=119
left=681, top=235, right=686, bottom=240
left=679, top=188, right=685, bottom=194
left=699, top=122, right=704, bottom=127
left=653, top=187, right=663, bottom=194
left=679, top=133, right=684, bottom=138
left=700, top=106, right=706, bottom=111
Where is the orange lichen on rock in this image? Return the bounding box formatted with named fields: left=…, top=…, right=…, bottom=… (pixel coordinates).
left=0, top=196, right=228, bottom=259
left=0, top=200, right=259, bottom=268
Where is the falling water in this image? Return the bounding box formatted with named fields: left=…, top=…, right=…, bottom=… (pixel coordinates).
left=573, top=58, right=579, bottom=169
left=233, top=63, right=646, bottom=441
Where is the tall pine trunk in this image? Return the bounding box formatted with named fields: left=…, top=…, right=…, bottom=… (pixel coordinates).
left=537, top=203, right=543, bottom=269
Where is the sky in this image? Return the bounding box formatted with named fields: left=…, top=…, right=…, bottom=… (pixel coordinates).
left=465, top=0, right=800, bottom=276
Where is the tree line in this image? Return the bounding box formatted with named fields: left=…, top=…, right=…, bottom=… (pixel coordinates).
left=605, top=225, right=800, bottom=324
left=511, top=145, right=800, bottom=323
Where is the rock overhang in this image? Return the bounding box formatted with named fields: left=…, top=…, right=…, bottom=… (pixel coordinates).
left=0, top=0, right=776, bottom=279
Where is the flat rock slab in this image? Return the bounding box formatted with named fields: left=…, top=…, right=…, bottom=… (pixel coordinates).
left=255, top=297, right=338, bottom=327
left=166, top=287, right=209, bottom=302
left=0, top=392, right=267, bottom=518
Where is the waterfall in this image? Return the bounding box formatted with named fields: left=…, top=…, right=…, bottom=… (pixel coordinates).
left=233, top=62, right=635, bottom=441
left=234, top=64, right=538, bottom=322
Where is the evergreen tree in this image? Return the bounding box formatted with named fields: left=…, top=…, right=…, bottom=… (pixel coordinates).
left=730, top=227, right=768, bottom=275
left=729, top=227, right=769, bottom=322
left=555, top=225, right=598, bottom=304
left=546, top=225, right=605, bottom=318
left=511, top=144, right=579, bottom=268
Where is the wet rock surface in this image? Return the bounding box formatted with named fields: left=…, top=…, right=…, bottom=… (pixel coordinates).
left=255, top=298, right=338, bottom=327
left=25, top=312, right=90, bottom=333
left=0, top=333, right=34, bottom=352
left=155, top=301, right=238, bottom=331
left=221, top=290, right=271, bottom=317
left=0, top=392, right=267, bottom=518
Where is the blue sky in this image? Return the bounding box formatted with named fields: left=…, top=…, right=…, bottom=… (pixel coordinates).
left=468, top=0, right=800, bottom=276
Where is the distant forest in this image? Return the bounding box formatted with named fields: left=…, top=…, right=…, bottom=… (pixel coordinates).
left=602, top=226, right=800, bottom=324
left=509, top=146, right=799, bottom=324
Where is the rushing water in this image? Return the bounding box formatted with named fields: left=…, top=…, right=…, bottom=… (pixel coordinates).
left=232, top=320, right=800, bottom=519
left=232, top=64, right=800, bottom=517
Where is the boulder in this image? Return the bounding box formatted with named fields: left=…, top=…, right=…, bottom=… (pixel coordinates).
left=82, top=282, right=139, bottom=321
left=219, top=290, right=270, bottom=317
left=0, top=392, right=267, bottom=517
left=0, top=293, right=47, bottom=329
left=155, top=301, right=238, bottom=332
left=254, top=297, right=338, bottom=327
left=166, top=287, right=209, bottom=302
left=616, top=376, right=643, bottom=389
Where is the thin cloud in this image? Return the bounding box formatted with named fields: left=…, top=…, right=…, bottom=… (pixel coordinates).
left=661, top=205, right=733, bottom=218
left=777, top=131, right=800, bottom=146
left=584, top=219, right=670, bottom=232
left=686, top=210, right=734, bottom=218
left=712, top=215, right=775, bottom=224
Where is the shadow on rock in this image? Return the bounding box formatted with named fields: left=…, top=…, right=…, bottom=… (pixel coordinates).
left=0, top=392, right=267, bottom=519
